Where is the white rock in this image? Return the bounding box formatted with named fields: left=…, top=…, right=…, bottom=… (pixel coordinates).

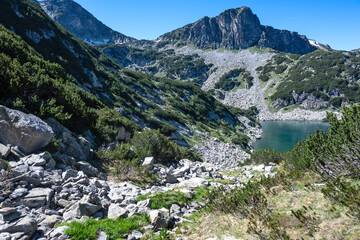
left=108, top=204, right=128, bottom=219
left=179, top=178, right=209, bottom=188
left=0, top=105, right=53, bottom=154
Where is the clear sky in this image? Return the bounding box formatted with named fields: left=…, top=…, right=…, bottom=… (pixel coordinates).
left=74, top=0, right=360, bottom=51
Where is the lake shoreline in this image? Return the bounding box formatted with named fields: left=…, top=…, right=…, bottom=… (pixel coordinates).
left=253, top=120, right=330, bottom=152
left=258, top=108, right=341, bottom=121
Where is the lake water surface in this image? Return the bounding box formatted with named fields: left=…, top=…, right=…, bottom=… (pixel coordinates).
left=254, top=121, right=330, bottom=152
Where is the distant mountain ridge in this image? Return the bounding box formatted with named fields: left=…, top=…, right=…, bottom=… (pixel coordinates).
left=158, top=7, right=327, bottom=54
left=39, top=1, right=329, bottom=54
left=39, top=0, right=135, bottom=44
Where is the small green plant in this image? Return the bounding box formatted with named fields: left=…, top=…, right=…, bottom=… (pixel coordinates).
left=137, top=190, right=190, bottom=209
left=159, top=228, right=171, bottom=240
left=62, top=215, right=150, bottom=240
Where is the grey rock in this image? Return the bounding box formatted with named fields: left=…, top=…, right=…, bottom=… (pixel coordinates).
left=0, top=207, right=17, bottom=216
left=11, top=163, right=29, bottom=176
left=0, top=232, right=11, bottom=240
left=57, top=199, right=70, bottom=208
left=166, top=167, right=179, bottom=183
left=127, top=230, right=143, bottom=240
left=0, top=211, right=22, bottom=223
left=76, top=161, right=98, bottom=177
left=97, top=231, right=107, bottom=240
left=45, top=118, right=91, bottom=161
left=21, top=153, right=46, bottom=166
left=252, top=164, right=265, bottom=171
left=0, top=216, right=37, bottom=236
left=137, top=199, right=150, bottom=208
left=179, top=178, right=209, bottom=188
left=142, top=157, right=154, bottom=169
left=49, top=226, right=68, bottom=239
left=63, top=202, right=102, bottom=221
left=62, top=169, right=79, bottom=181
left=149, top=208, right=170, bottom=229
left=0, top=105, right=53, bottom=154
left=0, top=143, right=10, bottom=159
left=40, top=215, right=62, bottom=228
left=170, top=204, right=181, bottom=217
left=265, top=166, right=274, bottom=172
left=108, top=189, right=124, bottom=203
left=9, top=188, right=28, bottom=200
left=23, top=188, right=54, bottom=207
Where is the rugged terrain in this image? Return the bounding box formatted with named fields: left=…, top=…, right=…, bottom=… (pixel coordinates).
left=0, top=0, right=261, bottom=166
left=38, top=0, right=356, bottom=121
left=39, top=0, right=134, bottom=44
left=2, top=0, right=360, bottom=239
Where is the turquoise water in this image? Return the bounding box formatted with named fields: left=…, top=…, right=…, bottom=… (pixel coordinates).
left=254, top=121, right=330, bottom=152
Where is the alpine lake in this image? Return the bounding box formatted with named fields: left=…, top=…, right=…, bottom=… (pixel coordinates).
left=254, top=121, right=330, bottom=152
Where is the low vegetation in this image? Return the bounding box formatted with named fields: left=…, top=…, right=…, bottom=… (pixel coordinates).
left=60, top=214, right=150, bottom=240
left=137, top=190, right=190, bottom=210
left=177, top=104, right=360, bottom=239
left=215, top=68, right=254, bottom=91
left=257, top=50, right=360, bottom=108
left=97, top=129, right=202, bottom=184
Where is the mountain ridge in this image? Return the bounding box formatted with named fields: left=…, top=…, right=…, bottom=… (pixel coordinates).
left=157, top=7, right=325, bottom=54
left=39, top=0, right=135, bottom=44
left=39, top=1, right=329, bottom=54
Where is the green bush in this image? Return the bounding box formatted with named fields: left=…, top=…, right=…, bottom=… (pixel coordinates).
left=131, top=129, right=182, bottom=164
left=246, top=148, right=288, bottom=166
left=138, top=190, right=190, bottom=209
left=215, top=68, right=253, bottom=91
left=231, top=132, right=250, bottom=148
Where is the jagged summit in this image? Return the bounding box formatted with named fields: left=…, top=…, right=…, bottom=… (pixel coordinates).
left=158, top=6, right=324, bottom=54
left=39, top=0, right=135, bottom=44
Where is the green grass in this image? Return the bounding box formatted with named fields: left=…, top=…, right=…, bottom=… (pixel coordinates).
left=247, top=47, right=275, bottom=54
left=61, top=215, right=150, bottom=240
left=137, top=190, right=190, bottom=209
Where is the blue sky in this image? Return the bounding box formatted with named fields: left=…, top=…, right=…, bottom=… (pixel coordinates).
left=74, top=0, right=360, bottom=51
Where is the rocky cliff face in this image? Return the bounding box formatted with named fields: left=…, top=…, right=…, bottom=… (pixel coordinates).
left=159, top=7, right=318, bottom=54
left=39, top=0, right=135, bottom=44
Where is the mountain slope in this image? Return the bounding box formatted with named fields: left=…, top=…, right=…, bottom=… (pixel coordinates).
left=39, top=0, right=135, bottom=44
left=158, top=7, right=322, bottom=55
left=0, top=0, right=258, bottom=166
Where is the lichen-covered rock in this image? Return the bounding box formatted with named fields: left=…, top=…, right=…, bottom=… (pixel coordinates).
left=0, top=105, right=53, bottom=154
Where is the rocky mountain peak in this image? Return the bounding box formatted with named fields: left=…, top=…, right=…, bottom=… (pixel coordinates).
left=158, top=6, right=322, bottom=54
left=39, top=0, right=135, bottom=44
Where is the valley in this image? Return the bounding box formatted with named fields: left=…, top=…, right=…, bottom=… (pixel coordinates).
left=0, top=0, right=360, bottom=239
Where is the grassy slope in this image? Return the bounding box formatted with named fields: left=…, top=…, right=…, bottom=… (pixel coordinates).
left=176, top=170, right=360, bottom=240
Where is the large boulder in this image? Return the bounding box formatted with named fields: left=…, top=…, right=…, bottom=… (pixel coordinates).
left=22, top=188, right=54, bottom=208
left=0, top=216, right=37, bottom=237
left=63, top=202, right=102, bottom=221
left=45, top=118, right=91, bottom=161
left=149, top=208, right=171, bottom=230
left=108, top=204, right=128, bottom=219
left=179, top=178, right=209, bottom=188
left=0, top=105, right=53, bottom=154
